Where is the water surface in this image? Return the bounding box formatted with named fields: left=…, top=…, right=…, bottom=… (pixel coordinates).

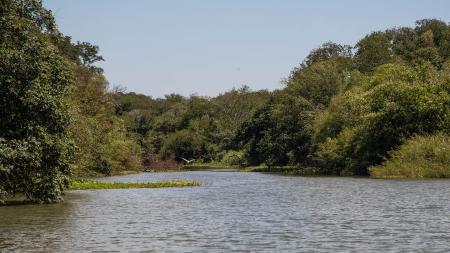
left=1, top=170, right=450, bottom=252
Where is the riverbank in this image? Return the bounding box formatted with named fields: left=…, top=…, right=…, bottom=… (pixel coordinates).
left=183, top=163, right=238, bottom=170
left=180, top=163, right=450, bottom=179
left=241, top=165, right=330, bottom=176
left=184, top=163, right=330, bottom=176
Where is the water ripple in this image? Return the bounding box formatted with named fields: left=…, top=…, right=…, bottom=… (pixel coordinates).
left=1, top=171, right=450, bottom=252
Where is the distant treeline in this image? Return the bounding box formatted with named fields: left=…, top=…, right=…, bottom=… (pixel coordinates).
left=1, top=0, right=449, bottom=203
left=118, top=19, right=450, bottom=178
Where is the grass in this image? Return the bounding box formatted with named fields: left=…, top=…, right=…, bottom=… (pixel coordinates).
left=70, top=179, right=201, bottom=190
left=370, top=133, right=450, bottom=179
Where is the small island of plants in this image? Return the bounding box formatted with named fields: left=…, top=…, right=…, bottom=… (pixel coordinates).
left=70, top=180, right=201, bottom=190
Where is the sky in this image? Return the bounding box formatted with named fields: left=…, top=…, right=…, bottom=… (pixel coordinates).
left=44, top=0, right=450, bottom=98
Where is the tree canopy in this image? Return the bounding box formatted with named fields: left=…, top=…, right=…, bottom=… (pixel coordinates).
left=0, top=0, right=73, bottom=202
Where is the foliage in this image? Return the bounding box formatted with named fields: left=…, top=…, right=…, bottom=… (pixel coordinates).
left=302, top=41, right=353, bottom=68
left=0, top=0, right=74, bottom=202
left=354, top=32, right=393, bottom=73
left=0, top=1, right=145, bottom=203
left=236, top=92, right=314, bottom=167
left=286, top=59, right=351, bottom=107
left=370, top=133, right=450, bottom=179
left=115, top=86, right=270, bottom=165
left=159, top=130, right=208, bottom=161
left=70, top=179, right=200, bottom=190
left=355, top=19, right=450, bottom=72
left=222, top=150, right=246, bottom=166
left=236, top=19, right=450, bottom=176
left=314, top=63, right=450, bottom=175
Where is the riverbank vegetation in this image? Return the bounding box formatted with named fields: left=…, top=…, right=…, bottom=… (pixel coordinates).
left=1, top=0, right=449, bottom=203
left=370, top=134, right=450, bottom=179
left=70, top=180, right=201, bottom=190
left=118, top=19, right=450, bottom=179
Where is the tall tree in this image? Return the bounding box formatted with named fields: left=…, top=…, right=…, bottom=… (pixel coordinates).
left=354, top=32, right=393, bottom=73
left=0, top=0, right=74, bottom=202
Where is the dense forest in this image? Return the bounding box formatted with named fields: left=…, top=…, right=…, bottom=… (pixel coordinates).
left=1, top=0, right=449, bottom=202
left=117, top=19, right=450, bottom=178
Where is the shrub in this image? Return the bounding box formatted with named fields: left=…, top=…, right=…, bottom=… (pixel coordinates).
left=370, top=133, right=450, bottom=178
left=98, top=134, right=142, bottom=174
left=222, top=150, right=246, bottom=166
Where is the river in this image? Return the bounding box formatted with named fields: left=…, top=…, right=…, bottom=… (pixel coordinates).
left=1, top=169, right=450, bottom=252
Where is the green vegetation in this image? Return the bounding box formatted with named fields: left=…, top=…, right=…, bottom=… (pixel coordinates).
left=1, top=0, right=449, bottom=203
left=0, top=0, right=74, bottom=203
left=84, top=16, right=450, bottom=180
left=222, top=150, right=246, bottom=166
left=233, top=20, right=450, bottom=177
left=119, top=21, right=450, bottom=178
left=70, top=180, right=201, bottom=190
left=370, top=133, right=450, bottom=179
left=116, top=86, right=271, bottom=168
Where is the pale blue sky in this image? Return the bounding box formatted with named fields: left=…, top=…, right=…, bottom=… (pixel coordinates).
left=44, top=0, right=450, bottom=98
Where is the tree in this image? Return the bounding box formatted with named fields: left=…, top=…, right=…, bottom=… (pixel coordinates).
left=160, top=130, right=207, bottom=161
left=211, top=86, right=270, bottom=149
left=389, top=27, right=418, bottom=63
left=286, top=60, right=351, bottom=108
left=302, top=41, right=352, bottom=68
left=0, top=0, right=74, bottom=202
left=354, top=32, right=393, bottom=73
left=236, top=92, right=314, bottom=167
left=314, top=63, right=450, bottom=175
left=75, top=42, right=104, bottom=72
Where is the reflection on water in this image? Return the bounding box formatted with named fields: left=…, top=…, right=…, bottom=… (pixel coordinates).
left=0, top=194, right=78, bottom=252
left=1, top=171, right=450, bottom=252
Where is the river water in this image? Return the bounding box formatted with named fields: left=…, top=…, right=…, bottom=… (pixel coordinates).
left=1, top=170, right=450, bottom=252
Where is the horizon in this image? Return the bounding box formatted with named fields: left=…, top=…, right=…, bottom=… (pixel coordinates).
left=44, top=0, right=450, bottom=98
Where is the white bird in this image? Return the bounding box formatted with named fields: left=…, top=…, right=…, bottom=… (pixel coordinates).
left=181, top=158, right=195, bottom=164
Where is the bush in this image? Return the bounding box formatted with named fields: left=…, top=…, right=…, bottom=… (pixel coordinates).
left=222, top=150, right=246, bottom=166
left=98, top=133, right=142, bottom=174
left=370, top=133, right=450, bottom=178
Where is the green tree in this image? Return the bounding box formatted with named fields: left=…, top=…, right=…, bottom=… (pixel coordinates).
left=211, top=86, right=270, bottom=150
left=286, top=60, right=351, bottom=108
left=0, top=0, right=74, bottom=202
left=160, top=130, right=207, bottom=161
left=314, top=63, right=450, bottom=175
left=236, top=92, right=314, bottom=167
left=354, top=32, right=393, bottom=73
left=302, top=41, right=352, bottom=68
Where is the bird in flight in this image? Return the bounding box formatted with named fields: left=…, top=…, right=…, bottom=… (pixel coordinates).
left=181, top=158, right=195, bottom=164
